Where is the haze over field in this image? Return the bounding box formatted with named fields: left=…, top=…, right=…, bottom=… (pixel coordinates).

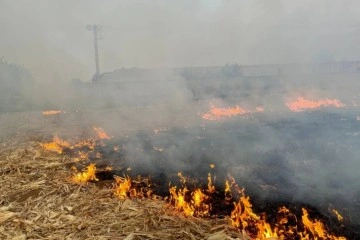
left=1, top=0, right=360, bottom=82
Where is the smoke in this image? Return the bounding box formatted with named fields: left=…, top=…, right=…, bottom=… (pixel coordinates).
left=1, top=0, right=360, bottom=82
left=1, top=0, right=360, bottom=230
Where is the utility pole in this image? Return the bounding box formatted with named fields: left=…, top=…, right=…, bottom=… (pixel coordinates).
left=87, top=24, right=102, bottom=82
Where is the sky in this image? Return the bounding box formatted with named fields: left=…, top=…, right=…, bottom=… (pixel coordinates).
left=1, top=0, right=360, bottom=82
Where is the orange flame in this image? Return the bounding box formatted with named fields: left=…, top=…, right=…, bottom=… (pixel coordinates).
left=41, top=135, right=71, bottom=153
left=113, top=176, right=132, bottom=199
left=73, top=151, right=89, bottom=162
left=42, top=110, right=64, bottom=115
left=73, top=139, right=96, bottom=150
left=113, top=175, right=152, bottom=199
left=71, top=163, right=98, bottom=184
left=286, top=97, right=345, bottom=112
left=332, top=209, right=343, bottom=221
left=169, top=173, right=213, bottom=217
left=202, top=104, right=264, bottom=120
left=207, top=173, right=215, bottom=193
left=228, top=179, right=346, bottom=239
left=202, top=105, right=249, bottom=120
left=93, top=126, right=111, bottom=140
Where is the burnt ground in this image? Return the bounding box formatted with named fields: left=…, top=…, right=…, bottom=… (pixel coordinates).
left=86, top=109, right=360, bottom=238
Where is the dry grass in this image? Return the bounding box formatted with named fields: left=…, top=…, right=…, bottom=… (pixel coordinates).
left=0, top=139, right=247, bottom=240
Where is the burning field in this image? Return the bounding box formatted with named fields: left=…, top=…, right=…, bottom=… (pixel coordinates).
left=1, top=100, right=359, bottom=240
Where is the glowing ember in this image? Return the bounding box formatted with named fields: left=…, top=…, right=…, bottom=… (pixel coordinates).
left=286, top=97, right=345, bottom=112
left=71, top=163, right=98, bottom=184
left=93, top=126, right=111, bottom=140
left=42, top=110, right=64, bottom=115
left=41, top=135, right=71, bottom=153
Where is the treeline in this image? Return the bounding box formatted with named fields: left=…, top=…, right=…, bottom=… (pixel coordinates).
left=0, top=57, right=34, bottom=112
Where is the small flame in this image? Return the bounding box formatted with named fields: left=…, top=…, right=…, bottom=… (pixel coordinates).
left=202, top=104, right=264, bottom=120
left=73, top=139, right=96, bottom=150
left=286, top=97, right=345, bottom=112
left=42, top=110, right=64, bottom=115
left=332, top=209, right=343, bottom=221
left=113, top=176, right=132, bottom=199
left=207, top=173, right=215, bottom=193
left=302, top=208, right=327, bottom=238
left=113, top=175, right=152, bottom=199
left=169, top=173, right=213, bottom=217
left=71, top=163, right=98, bottom=184
left=93, top=126, right=111, bottom=140
left=202, top=105, right=249, bottom=120
left=73, top=151, right=89, bottom=162
left=41, top=135, right=71, bottom=153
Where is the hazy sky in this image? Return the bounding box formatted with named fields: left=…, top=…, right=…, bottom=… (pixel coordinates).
left=1, top=0, right=360, bottom=82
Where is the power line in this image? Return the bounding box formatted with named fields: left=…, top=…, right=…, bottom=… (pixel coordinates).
left=87, top=24, right=102, bottom=82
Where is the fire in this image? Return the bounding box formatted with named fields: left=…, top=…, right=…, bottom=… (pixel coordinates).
left=113, top=175, right=152, bottom=199
left=202, top=105, right=249, bottom=120
left=201, top=104, right=264, bottom=120
left=169, top=186, right=194, bottom=216
left=332, top=209, right=343, bottom=221
left=169, top=173, right=213, bottom=217
left=286, top=97, right=345, bottom=112
left=230, top=194, right=260, bottom=229
left=71, top=163, right=98, bottom=184
left=207, top=173, right=215, bottom=193
left=42, top=110, right=64, bottom=115
left=73, top=151, right=89, bottom=162
left=113, top=176, right=132, bottom=199
left=230, top=192, right=346, bottom=239
left=50, top=132, right=346, bottom=239
left=93, top=126, right=111, bottom=140
left=73, top=139, right=96, bottom=150
left=41, top=135, right=71, bottom=153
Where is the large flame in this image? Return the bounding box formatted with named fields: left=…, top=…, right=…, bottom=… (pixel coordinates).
left=286, top=97, right=345, bottom=112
